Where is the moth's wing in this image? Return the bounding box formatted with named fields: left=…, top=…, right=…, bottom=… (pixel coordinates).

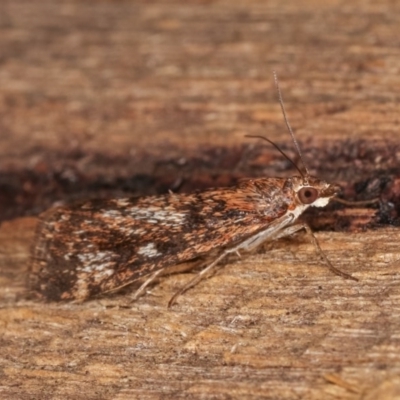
left=30, top=179, right=291, bottom=301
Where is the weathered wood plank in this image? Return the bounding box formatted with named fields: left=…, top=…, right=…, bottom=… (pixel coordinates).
left=1, top=1, right=400, bottom=399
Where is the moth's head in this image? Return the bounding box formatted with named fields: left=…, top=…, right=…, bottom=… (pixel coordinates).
left=292, top=176, right=339, bottom=208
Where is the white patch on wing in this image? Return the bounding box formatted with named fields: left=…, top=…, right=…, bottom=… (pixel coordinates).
left=114, top=199, right=131, bottom=207
left=101, top=210, right=121, bottom=218
left=73, top=251, right=118, bottom=299
left=137, top=243, right=161, bottom=258
left=128, top=207, right=186, bottom=226
left=77, top=251, right=116, bottom=280
left=131, top=228, right=146, bottom=235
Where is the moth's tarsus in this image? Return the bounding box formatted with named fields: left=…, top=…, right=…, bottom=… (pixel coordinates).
left=302, top=223, right=358, bottom=282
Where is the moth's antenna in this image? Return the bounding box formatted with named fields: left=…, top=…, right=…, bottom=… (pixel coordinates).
left=245, top=135, right=304, bottom=178
left=273, top=71, right=310, bottom=176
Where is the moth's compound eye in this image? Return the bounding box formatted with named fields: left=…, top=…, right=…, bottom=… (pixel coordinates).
left=298, top=187, right=319, bottom=204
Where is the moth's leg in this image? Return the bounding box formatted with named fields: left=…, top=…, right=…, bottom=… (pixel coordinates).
left=299, top=223, right=358, bottom=281
left=131, top=269, right=165, bottom=301
left=269, top=223, right=307, bottom=241
left=240, top=222, right=303, bottom=253
left=168, top=221, right=357, bottom=307
left=169, top=216, right=296, bottom=306
left=168, top=251, right=230, bottom=307
left=234, top=221, right=358, bottom=281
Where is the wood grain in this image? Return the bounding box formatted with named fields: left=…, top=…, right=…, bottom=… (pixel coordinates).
left=1, top=0, right=400, bottom=398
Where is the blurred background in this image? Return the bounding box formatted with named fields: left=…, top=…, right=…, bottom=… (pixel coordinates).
left=1, top=0, right=400, bottom=225
left=2, top=2, right=400, bottom=399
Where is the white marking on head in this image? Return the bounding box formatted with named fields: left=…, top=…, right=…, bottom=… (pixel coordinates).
left=312, top=197, right=330, bottom=208
left=290, top=192, right=332, bottom=222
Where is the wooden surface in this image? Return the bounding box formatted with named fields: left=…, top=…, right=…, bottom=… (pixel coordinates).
left=1, top=0, right=400, bottom=399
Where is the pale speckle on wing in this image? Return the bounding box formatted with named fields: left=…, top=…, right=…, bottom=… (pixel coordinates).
left=77, top=251, right=117, bottom=277
left=131, top=227, right=146, bottom=235
left=128, top=207, right=186, bottom=226
left=137, top=243, right=161, bottom=258
left=73, top=275, right=90, bottom=300
left=101, top=209, right=121, bottom=218
left=114, top=198, right=131, bottom=207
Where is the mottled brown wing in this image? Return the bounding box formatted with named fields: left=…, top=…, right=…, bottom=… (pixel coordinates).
left=29, top=178, right=294, bottom=301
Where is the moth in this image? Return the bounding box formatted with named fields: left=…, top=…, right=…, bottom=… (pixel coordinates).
left=29, top=74, right=356, bottom=306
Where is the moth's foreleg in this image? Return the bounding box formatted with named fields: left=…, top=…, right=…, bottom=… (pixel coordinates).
left=131, top=269, right=165, bottom=301
left=168, top=218, right=298, bottom=306
left=167, top=221, right=357, bottom=307
left=243, top=221, right=357, bottom=281
left=299, top=223, right=358, bottom=281
left=239, top=221, right=303, bottom=253
left=168, top=250, right=231, bottom=307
